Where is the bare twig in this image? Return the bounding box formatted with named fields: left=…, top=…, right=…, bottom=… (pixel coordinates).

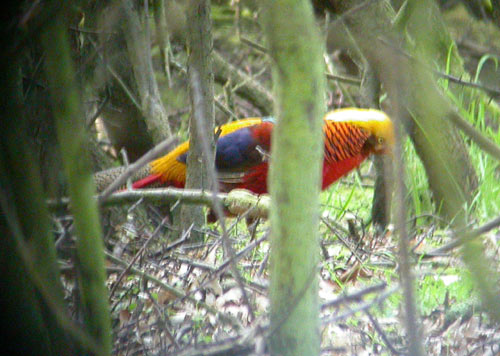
left=49, top=188, right=271, bottom=223
left=321, top=286, right=399, bottom=325
left=447, top=110, right=500, bottom=162
left=325, top=72, right=362, bottom=85
left=320, top=282, right=387, bottom=310
left=376, top=38, right=500, bottom=162
left=86, top=93, right=109, bottom=129
left=365, top=310, right=402, bottom=355
left=104, top=251, right=243, bottom=330
left=321, top=216, right=364, bottom=264
left=109, top=216, right=169, bottom=300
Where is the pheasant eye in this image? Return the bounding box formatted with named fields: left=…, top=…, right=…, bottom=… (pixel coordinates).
left=377, top=137, right=385, bottom=145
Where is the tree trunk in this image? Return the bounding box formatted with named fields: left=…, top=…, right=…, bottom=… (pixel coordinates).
left=182, top=0, right=216, bottom=241
left=261, top=0, right=326, bottom=354
left=120, top=0, right=172, bottom=143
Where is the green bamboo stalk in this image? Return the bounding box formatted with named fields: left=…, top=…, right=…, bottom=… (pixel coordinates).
left=41, top=14, right=111, bottom=356
left=261, top=0, right=326, bottom=355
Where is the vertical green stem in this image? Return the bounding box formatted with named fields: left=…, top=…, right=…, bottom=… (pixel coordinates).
left=42, top=15, right=111, bottom=356
left=262, top=0, right=326, bottom=355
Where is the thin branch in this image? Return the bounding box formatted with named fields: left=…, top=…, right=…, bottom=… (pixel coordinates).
left=447, top=110, right=500, bottom=162
left=189, top=67, right=256, bottom=321
left=325, top=72, right=362, bottom=85
left=88, top=36, right=142, bottom=111
left=109, top=216, right=169, bottom=300
left=86, top=94, right=109, bottom=129
left=392, top=107, right=424, bottom=355
left=423, top=214, right=500, bottom=256
left=50, top=188, right=271, bottom=222
left=321, top=286, right=399, bottom=325
left=104, top=251, right=243, bottom=330
left=365, top=310, right=403, bottom=355
left=378, top=36, right=500, bottom=99
left=371, top=39, right=500, bottom=163
left=320, top=282, right=388, bottom=310
left=239, top=35, right=268, bottom=53
left=98, top=136, right=177, bottom=202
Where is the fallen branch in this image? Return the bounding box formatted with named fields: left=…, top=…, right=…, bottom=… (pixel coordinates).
left=48, top=188, right=270, bottom=221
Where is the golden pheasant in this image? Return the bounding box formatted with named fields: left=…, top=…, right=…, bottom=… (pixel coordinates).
left=126, top=108, right=394, bottom=193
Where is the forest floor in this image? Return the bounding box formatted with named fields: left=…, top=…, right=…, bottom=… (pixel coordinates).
left=59, top=166, right=500, bottom=356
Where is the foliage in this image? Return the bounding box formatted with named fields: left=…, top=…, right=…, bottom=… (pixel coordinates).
left=3, top=0, right=500, bottom=355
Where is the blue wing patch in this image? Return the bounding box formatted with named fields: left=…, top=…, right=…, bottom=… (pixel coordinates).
left=176, top=119, right=273, bottom=169
left=215, top=127, right=257, bottom=170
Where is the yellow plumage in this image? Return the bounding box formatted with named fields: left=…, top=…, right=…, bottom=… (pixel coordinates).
left=150, top=118, right=264, bottom=184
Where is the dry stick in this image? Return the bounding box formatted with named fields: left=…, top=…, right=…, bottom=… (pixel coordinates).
left=240, top=35, right=362, bottom=86
left=210, top=233, right=269, bottom=276
left=239, top=36, right=268, bottom=53
left=98, top=137, right=177, bottom=202
left=214, top=95, right=239, bottom=121
left=103, top=188, right=218, bottom=206
left=161, top=233, right=269, bottom=310
left=189, top=67, right=256, bottom=321
left=402, top=46, right=500, bottom=97
left=49, top=188, right=270, bottom=222
left=320, top=282, right=387, bottom=310
left=425, top=214, right=500, bottom=256
left=172, top=232, right=269, bottom=274
left=86, top=93, right=109, bottom=129
left=321, top=286, right=399, bottom=325
left=375, top=37, right=500, bottom=97
left=365, top=310, right=402, bottom=356
left=145, top=290, right=180, bottom=349
left=162, top=225, right=194, bottom=254
left=321, top=216, right=364, bottom=264
left=171, top=233, right=269, bottom=302
left=212, top=50, right=274, bottom=114
left=325, top=72, right=362, bottom=85
left=104, top=251, right=243, bottom=330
